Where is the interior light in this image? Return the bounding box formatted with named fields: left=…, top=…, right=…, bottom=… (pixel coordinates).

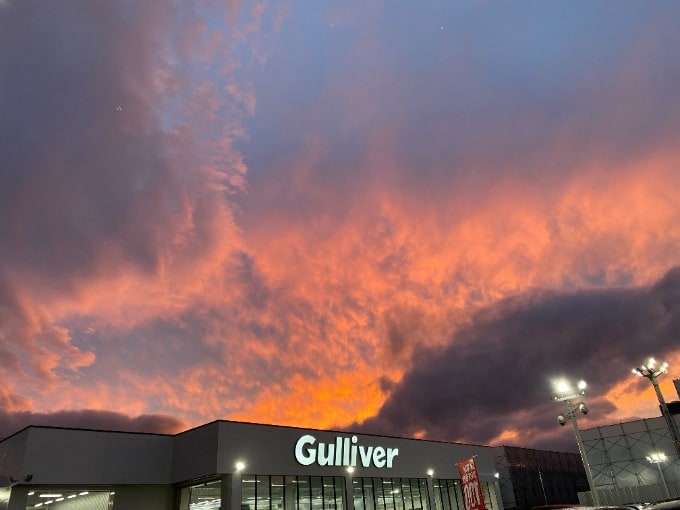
left=39, top=495, right=63, bottom=498
left=28, top=492, right=35, bottom=496
left=79, top=492, right=89, bottom=496
left=68, top=495, right=77, bottom=499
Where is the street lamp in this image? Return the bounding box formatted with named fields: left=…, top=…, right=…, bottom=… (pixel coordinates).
left=646, top=452, right=670, bottom=499
left=632, top=357, right=680, bottom=457
left=552, top=379, right=601, bottom=506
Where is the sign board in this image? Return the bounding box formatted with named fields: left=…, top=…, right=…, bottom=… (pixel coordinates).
left=294, top=434, right=400, bottom=468
left=456, top=456, right=486, bottom=510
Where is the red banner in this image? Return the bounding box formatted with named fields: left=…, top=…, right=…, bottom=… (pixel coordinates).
left=457, top=456, right=486, bottom=510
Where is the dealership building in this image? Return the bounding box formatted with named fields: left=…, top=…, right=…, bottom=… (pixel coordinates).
left=0, top=420, right=509, bottom=510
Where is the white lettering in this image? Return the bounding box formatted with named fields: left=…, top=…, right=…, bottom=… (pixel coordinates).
left=343, top=437, right=350, bottom=465
left=295, top=435, right=317, bottom=466
left=386, top=448, right=399, bottom=468
left=359, top=445, right=373, bottom=467
left=294, top=434, right=398, bottom=469
left=317, top=442, right=335, bottom=466
left=373, top=446, right=386, bottom=468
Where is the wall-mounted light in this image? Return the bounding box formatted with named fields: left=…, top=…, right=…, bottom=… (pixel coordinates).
left=235, top=461, right=245, bottom=472
left=426, top=469, right=434, bottom=477
left=346, top=466, right=355, bottom=474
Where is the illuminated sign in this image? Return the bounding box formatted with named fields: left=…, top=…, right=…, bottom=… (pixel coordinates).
left=294, top=434, right=399, bottom=468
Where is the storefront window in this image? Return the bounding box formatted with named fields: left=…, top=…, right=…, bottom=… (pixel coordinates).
left=243, top=475, right=346, bottom=510
left=24, top=489, right=114, bottom=509
left=179, top=480, right=221, bottom=510
left=433, top=479, right=497, bottom=510
left=353, top=478, right=429, bottom=510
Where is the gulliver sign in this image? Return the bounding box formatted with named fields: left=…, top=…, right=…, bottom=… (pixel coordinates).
left=295, top=434, right=400, bottom=468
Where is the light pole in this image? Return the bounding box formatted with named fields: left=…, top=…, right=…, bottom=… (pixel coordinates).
left=632, top=357, right=680, bottom=458
left=552, top=379, right=601, bottom=506
left=646, top=452, right=670, bottom=499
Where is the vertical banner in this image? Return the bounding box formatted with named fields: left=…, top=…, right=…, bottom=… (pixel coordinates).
left=457, top=456, right=486, bottom=510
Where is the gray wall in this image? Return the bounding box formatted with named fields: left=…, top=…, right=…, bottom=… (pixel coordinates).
left=112, top=485, right=174, bottom=510
left=19, top=427, right=173, bottom=485
left=172, top=422, right=220, bottom=483
left=213, top=421, right=498, bottom=481
left=0, top=430, right=29, bottom=484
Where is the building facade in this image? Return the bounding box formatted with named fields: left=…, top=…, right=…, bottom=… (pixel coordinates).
left=0, top=421, right=504, bottom=510
left=492, top=446, right=587, bottom=510
left=581, top=411, right=680, bottom=505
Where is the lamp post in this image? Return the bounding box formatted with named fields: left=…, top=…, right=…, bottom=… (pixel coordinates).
left=552, top=379, right=601, bottom=506
left=632, top=357, right=680, bottom=458
left=646, top=452, right=670, bottom=500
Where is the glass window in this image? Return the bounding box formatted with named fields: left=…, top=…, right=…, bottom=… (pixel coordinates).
left=402, top=479, right=414, bottom=510
left=353, top=477, right=365, bottom=510
left=392, top=479, right=405, bottom=510
left=353, top=478, right=429, bottom=510
left=373, top=478, right=385, bottom=510
left=298, top=477, right=311, bottom=510
left=418, top=480, right=428, bottom=510
left=242, top=476, right=258, bottom=510
left=257, top=476, right=271, bottom=510
left=285, top=476, right=297, bottom=510
left=272, top=476, right=284, bottom=510
left=25, top=490, right=115, bottom=510
left=383, top=479, right=395, bottom=510
left=242, top=475, right=346, bottom=510
left=334, top=476, right=345, bottom=510
left=410, top=479, right=422, bottom=510
left=362, top=478, right=375, bottom=510
left=311, top=477, right=323, bottom=510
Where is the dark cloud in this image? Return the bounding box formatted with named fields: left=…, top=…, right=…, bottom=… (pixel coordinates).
left=0, top=0, right=245, bottom=392
left=0, top=0, right=241, bottom=286
left=351, top=266, right=680, bottom=451
left=0, top=409, right=186, bottom=439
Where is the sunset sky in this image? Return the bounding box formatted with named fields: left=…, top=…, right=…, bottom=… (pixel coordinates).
left=2, top=0, right=680, bottom=453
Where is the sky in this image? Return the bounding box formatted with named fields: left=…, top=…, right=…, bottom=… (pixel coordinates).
left=1, top=0, right=680, bottom=453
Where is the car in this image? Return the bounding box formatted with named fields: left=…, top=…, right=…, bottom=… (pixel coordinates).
left=643, top=500, right=680, bottom=510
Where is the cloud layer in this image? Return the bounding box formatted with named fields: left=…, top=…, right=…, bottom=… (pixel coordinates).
left=1, top=0, right=680, bottom=450
left=352, top=267, right=680, bottom=451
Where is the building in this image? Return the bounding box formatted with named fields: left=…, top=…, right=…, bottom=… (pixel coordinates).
left=0, top=420, right=506, bottom=510
left=492, top=446, right=587, bottom=510
left=580, top=411, right=680, bottom=504
left=579, top=380, right=680, bottom=505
